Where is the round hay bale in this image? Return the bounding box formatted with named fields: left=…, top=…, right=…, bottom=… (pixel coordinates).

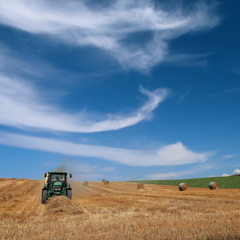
left=104, top=180, right=109, bottom=185
left=82, top=181, right=88, bottom=186
left=179, top=183, right=189, bottom=191
left=102, top=179, right=105, bottom=183
left=137, top=183, right=144, bottom=189
left=209, top=182, right=220, bottom=190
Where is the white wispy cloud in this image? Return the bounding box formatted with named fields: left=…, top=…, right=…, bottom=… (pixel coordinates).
left=220, top=154, right=239, bottom=160
left=0, top=0, right=220, bottom=71
left=0, top=44, right=119, bottom=83
left=0, top=132, right=214, bottom=166
left=146, top=170, right=194, bottom=180
left=146, top=164, right=213, bottom=180
left=0, top=45, right=56, bottom=77
left=104, top=167, right=116, bottom=172
left=178, top=87, right=192, bottom=103
left=164, top=53, right=211, bottom=67
left=0, top=75, right=167, bottom=132
left=206, top=88, right=240, bottom=99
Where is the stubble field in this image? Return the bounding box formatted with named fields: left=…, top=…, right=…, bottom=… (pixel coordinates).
left=0, top=178, right=240, bottom=240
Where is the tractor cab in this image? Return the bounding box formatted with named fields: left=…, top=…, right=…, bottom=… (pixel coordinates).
left=49, top=173, right=65, bottom=182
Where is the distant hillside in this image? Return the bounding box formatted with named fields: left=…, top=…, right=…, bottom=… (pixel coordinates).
left=131, top=175, right=240, bottom=189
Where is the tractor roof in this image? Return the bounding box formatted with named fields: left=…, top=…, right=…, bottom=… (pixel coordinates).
left=48, top=171, right=68, bottom=174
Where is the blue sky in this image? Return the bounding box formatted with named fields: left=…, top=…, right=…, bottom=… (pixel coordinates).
left=0, top=0, right=239, bottom=181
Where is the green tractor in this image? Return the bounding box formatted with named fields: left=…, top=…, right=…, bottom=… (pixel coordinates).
left=42, top=171, right=72, bottom=204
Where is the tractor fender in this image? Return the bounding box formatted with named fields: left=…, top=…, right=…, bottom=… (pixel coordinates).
left=43, top=183, right=48, bottom=189
left=66, top=183, right=71, bottom=190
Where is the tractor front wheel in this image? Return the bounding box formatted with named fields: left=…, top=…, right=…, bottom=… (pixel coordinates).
left=67, top=189, right=72, bottom=200
left=42, top=190, right=48, bottom=204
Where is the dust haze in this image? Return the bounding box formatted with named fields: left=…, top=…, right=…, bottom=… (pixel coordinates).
left=54, top=159, right=104, bottom=196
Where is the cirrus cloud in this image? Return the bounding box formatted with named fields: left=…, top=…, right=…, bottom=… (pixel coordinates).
left=0, top=0, right=220, bottom=71
left=0, top=132, right=214, bottom=166
left=0, top=74, right=168, bottom=132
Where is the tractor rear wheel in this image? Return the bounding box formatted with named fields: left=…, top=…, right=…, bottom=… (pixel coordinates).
left=42, top=190, right=48, bottom=204
left=67, top=189, right=72, bottom=199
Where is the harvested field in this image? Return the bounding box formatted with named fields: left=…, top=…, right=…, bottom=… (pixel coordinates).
left=0, top=178, right=240, bottom=240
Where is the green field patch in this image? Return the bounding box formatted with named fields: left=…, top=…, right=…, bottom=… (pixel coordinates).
left=131, top=176, right=240, bottom=188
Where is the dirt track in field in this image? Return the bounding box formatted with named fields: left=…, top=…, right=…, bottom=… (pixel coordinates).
left=0, top=178, right=240, bottom=240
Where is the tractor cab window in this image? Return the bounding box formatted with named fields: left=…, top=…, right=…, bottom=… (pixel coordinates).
left=50, top=174, right=65, bottom=182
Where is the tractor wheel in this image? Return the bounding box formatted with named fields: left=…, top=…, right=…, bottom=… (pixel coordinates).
left=42, top=190, right=48, bottom=204
left=67, top=189, right=72, bottom=200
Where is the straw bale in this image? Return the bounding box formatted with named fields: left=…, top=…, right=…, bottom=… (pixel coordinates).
left=104, top=180, right=109, bottom=185
left=46, top=196, right=83, bottom=215
left=209, top=182, right=220, bottom=190
left=178, top=183, right=189, bottom=191
left=137, top=183, right=144, bottom=189
left=102, top=179, right=105, bottom=183
left=82, top=181, right=88, bottom=186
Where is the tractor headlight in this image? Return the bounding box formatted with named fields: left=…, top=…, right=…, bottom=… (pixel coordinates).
left=53, top=186, right=62, bottom=192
